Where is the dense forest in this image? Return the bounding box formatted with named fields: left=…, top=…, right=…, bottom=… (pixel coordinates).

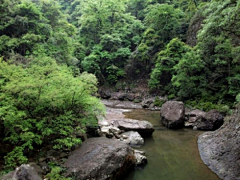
left=0, top=0, right=240, bottom=176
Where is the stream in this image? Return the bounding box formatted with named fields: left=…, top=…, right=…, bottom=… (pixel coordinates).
left=122, top=108, right=220, bottom=180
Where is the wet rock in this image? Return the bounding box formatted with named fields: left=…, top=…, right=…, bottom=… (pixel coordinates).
left=185, top=109, right=224, bottom=130
left=141, top=97, right=155, bottom=108
left=64, top=137, right=135, bottom=180
left=111, top=92, right=127, bottom=101
left=185, top=109, right=206, bottom=127
left=100, top=126, right=122, bottom=138
left=126, top=93, right=135, bottom=101
left=99, top=89, right=112, bottom=99
left=161, top=101, right=185, bottom=128
left=198, top=113, right=240, bottom=180
left=101, top=100, right=142, bottom=109
left=121, top=131, right=144, bottom=147
left=1, top=164, right=42, bottom=180
left=134, top=150, right=147, bottom=167
left=110, top=119, right=154, bottom=137
left=203, top=109, right=224, bottom=130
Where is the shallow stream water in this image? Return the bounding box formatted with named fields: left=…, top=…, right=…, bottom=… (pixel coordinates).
left=122, top=109, right=220, bottom=180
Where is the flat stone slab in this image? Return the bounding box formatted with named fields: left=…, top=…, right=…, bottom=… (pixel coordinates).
left=110, top=118, right=154, bottom=136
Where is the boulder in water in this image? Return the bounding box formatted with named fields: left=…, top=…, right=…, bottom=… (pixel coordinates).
left=64, top=137, right=135, bottom=180
left=161, top=101, right=185, bottom=128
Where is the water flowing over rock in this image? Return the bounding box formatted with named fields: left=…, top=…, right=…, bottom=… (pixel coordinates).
left=198, top=113, right=240, bottom=180
left=110, top=119, right=154, bottom=137
left=64, top=137, right=136, bottom=180
left=161, top=101, right=185, bottom=128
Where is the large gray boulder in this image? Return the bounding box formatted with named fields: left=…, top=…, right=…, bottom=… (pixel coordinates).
left=198, top=113, right=240, bottom=180
left=64, top=137, right=135, bottom=180
left=1, top=164, right=42, bottom=180
left=110, top=119, right=154, bottom=136
left=161, top=101, right=185, bottom=128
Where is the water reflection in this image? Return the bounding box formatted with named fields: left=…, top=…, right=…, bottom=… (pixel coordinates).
left=123, top=109, right=220, bottom=180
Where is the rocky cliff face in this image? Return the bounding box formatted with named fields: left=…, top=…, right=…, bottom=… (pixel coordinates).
left=198, top=113, right=240, bottom=180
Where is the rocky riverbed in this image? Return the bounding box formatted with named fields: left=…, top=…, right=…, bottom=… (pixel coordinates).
left=2, top=99, right=238, bottom=180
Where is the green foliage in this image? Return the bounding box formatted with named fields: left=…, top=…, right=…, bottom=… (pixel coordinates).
left=149, top=38, right=191, bottom=92
left=185, top=100, right=231, bottom=115
left=153, top=97, right=166, bottom=107
left=0, top=58, right=104, bottom=168
left=4, top=147, right=28, bottom=170
left=172, top=50, right=205, bottom=98
left=195, top=0, right=240, bottom=102
left=45, top=162, right=71, bottom=180
left=144, top=3, right=184, bottom=43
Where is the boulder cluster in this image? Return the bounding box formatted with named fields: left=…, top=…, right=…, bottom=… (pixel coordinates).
left=160, top=101, right=224, bottom=130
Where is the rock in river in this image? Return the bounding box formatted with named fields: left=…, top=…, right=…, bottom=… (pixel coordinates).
left=185, top=109, right=224, bottom=130
left=161, top=101, right=185, bottom=128
left=121, top=131, right=144, bottom=147
left=198, top=113, right=240, bottom=180
left=110, top=118, right=154, bottom=136
left=64, top=137, right=136, bottom=180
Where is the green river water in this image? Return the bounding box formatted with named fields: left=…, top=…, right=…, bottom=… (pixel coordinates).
left=123, top=109, right=220, bottom=180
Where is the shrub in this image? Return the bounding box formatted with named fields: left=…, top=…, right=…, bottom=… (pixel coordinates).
left=0, top=57, right=105, bottom=168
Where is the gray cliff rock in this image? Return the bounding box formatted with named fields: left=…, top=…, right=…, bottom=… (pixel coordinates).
left=64, top=137, right=135, bottom=180
left=161, top=101, right=185, bottom=128
left=198, top=113, right=240, bottom=180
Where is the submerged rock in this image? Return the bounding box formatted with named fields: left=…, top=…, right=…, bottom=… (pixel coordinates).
left=64, top=137, right=136, bottom=180
left=198, top=113, right=240, bottom=180
left=161, top=101, right=185, bottom=128
left=110, top=119, right=154, bottom=137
